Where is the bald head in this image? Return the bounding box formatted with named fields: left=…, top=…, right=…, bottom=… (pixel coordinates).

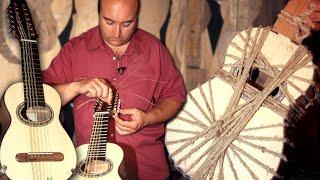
left=98, top=0, right=139, bottom=48
left=98, top=0, right=140, bottom=15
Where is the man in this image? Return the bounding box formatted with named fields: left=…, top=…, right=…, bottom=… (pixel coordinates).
left=42, top=0, right=186, bottom=179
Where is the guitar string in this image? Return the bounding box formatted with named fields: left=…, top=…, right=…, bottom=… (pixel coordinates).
left=98, top=108, right=108, bottom=173
left=18, top=16, right=38, bottom=179
left=97, top=101, right=109, bottom=173
left=93, top=101, right=106, bottom=174
left=95, top=112, right=102, bottom=172
left=94, top=108, right=109, bottom=174
left=84, top=99, right=110, bottom=175
left=25, top=28, right=44, bottom=179
left=25, top=36, right=44, bottom=179
left=90, top=104, right=99, bottom=174
left=19, top=24, right=36, bottom=179
left=23, top=15, right=51, bottom=178
left=95, top=114, right=102, bottom=173
left=85, top=101, right=99, bottom=174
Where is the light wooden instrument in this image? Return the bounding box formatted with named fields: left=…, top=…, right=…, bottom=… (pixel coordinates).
left=71, top=94, right=124, bottom=179
left=165, top=0, right=316, bottom=179
left=0, top=0, right=76, bottom=179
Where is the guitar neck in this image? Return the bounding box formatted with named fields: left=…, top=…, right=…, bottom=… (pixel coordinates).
left=272, top=0, right=312, bottom=43
left=20, top=40, right=45, bottom=106
left=87, top=100, right=112, bottom=161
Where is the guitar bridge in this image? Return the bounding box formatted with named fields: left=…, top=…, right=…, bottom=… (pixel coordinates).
left=16, top=152, right=64, bottom=162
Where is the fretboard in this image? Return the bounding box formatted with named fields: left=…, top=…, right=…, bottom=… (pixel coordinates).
left=20, top=40, right=45, bottom=107
left=86, top=101, right=112, bottom=161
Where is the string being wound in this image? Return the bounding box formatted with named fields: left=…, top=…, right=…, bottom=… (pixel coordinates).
left=277, top=9, right=312, bottom=43
left=75, top=79, right=169, bottom=110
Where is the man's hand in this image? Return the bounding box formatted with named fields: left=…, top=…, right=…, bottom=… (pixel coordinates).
left=113, top=108, right=147, bottom=135
left=75, top=78, right=113, bottom=104
left=308, top=0, right=320, bottom=31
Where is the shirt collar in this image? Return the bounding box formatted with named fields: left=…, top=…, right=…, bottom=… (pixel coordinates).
left=87, top=26, right=140, bottom=56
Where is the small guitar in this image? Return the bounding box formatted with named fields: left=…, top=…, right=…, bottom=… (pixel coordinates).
left=0, top=0, right=76, bottom=179
left=71, top=94, right=125, bottom=179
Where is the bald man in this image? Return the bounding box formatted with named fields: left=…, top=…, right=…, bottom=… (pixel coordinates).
left=42, top=0, right=186, bottom=179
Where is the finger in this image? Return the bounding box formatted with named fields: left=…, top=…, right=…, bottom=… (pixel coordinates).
left=95, top=79, right=109, bottom=97
left=115, top=126, right=130, bottom=135
left=114, top=117, right=134, bottom=133
left=91, top=81, right=103, bottom=97
left=114, top=116, right=132, bottom=128
left=85, top=88, right=97, bottom=97
left=101, top=85, right=109, bottom=99
left=120, top=108, right=137, bottom=115
left=95, top=79, right=113, bottom=104
left=115, top=121, right=132, bottom=133
left=100, top=88, right=112, bottom=104
left=107, top=87, right=113, bottom=104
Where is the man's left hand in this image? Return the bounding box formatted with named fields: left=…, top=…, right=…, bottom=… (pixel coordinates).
left=113, top=108, right=147, bottom=135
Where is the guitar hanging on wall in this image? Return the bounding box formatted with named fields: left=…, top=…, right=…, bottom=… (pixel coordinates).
left=0, top=0, right=76, bottom=179
left=71, top=94, right=125, bottom=179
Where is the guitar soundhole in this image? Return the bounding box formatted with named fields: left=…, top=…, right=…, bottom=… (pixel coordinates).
left=230, top=65, right=286, bottom=102
left=77, top=159, right=113, bottom=177
left=17, top=103, right=53, bottom=126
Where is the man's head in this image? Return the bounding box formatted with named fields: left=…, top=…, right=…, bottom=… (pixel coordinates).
left=98, top=0, right=139, bottom=48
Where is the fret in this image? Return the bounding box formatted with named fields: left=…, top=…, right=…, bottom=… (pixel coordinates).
left=23, top=87, right=45, bottom=94
left=21, top=66, right=41, bottom=72
left=20, top=39, right=37, bottom=43
left=92, top=131, right=108, bottom=136
left=87, top=150, right=107, bottom=154
left=91, top=131, right=108, bottom=134
left=87, top=154, right=107, bottom=157
left=89, top=151, right=106, bottom=156
left=87, top=148, right=107, bottom=151
left=94, top=112, right=110, bottom=116
left=22, top=83, right=44, bottom=89
left=89, top=137, right=108, bottom=141
left=91, top=126, right=108, bottom=129
left=23, top=72, right=43, bottom=75
left=23, top=93, right=45, bottom=99
left=89, top=138, right=107, bottom=141
left=22, top=79, right=44, bottom=84
left=23, top=85, right=45, bottom=90
left=21, top=58, right=41, bottom=64
left=23, top=96, right=45, bottom=101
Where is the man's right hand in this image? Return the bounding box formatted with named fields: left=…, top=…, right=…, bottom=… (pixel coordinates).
left=52, top=78, right=113, bottom=106
left=75, top=78, right=113, bottom=104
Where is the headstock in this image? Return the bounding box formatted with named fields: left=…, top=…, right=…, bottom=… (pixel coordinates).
left=111, top=93, right=121, bottom=117
left=94, top=93, right=120, bottom=117
left=7, top=0, right=38, bottom=41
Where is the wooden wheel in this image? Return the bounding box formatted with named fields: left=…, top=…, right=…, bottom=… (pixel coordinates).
left=165, top=27, right=314, bottom=179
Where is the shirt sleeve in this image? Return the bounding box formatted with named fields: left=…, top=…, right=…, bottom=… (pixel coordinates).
left=156, top=44, right=187, bottom=103
left=42, top=41, right=75, bottom=85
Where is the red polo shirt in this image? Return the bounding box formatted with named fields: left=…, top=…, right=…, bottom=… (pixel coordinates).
left=42, top=26, right=186, bottom=179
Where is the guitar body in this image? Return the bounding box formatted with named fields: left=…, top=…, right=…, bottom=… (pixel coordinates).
left=72, top=142, right=124, bottom=180
left=0, top=82, right=77, bottom=179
